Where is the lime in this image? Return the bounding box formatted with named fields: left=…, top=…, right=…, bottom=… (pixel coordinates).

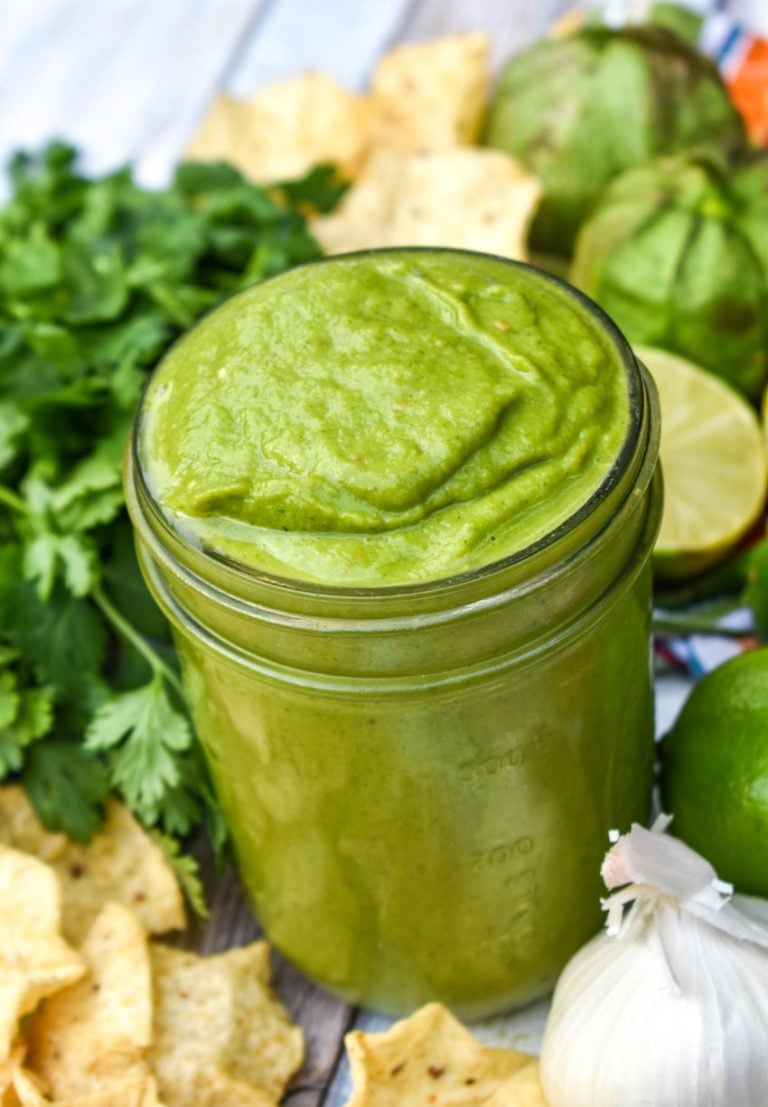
left=637, top=346, right=767, bottom=580
left=661, top=647, right=768, bottom=896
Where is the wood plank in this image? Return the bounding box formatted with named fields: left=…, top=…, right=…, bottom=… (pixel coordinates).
left=0, top=0, right=270, bottom=186
left=224, top=0, right=414, bottom=93
left=395, top=0, right=575, bottom=70
left=277, top=961, right=357, bottom=1107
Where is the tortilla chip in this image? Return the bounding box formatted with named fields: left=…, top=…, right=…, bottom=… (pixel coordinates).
left=343, top=1002, right=533, bottom=1106
left=311, top=147, right=541, bottom=259
left=54, top=802, right=185, bottom=943
left=369, top=33, right=490, bottom=152
left=0, top=847, right=84, bottom=1061
left=26, top=904, right=152, bottom=1099
left=7, top=1066, right=45, bottom=1107
left=149, top=941, right=303, bottom=1107
left=65, top=1078, right=162, bottom=1107
left=0, top=787, right=66, bottom=863
left=487, top=1060, right=549, bottom=1106
left=0, top=789, right=185, bottom=943
left=186, top=75, right=370, bottom=182
left=13, top=1069, right=162, bottom=1107
left=0, top=1044, right=29, bottom=1106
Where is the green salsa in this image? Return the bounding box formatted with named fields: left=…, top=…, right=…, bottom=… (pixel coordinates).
left=130, top=250, right=659, bottom=1016
left=140, top=251, right=630, bottom=584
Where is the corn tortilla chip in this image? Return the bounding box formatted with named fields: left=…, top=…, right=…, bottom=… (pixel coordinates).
left=0, top=789, right=185, bottom=943
left=149, top=941, right=303, bottom=1107
left=13, top=1069, right=162, bottom=1107
left=67, top=1078, right=162, bottom=1107
left=0, top=847, right=84, bottom=1061
left=0, top=788, right=65, bottom=864
left=343, top=1002, right=534, bottom=1106
left=369, top=34, right=489, bottom=153
left=186, top=75, right=370, bottom=183
left=487, top=1060, right=548, bottom=1106
left=8, top=1067, right=46, bottom=1107
left=26, top=904, right=152, bottom=1100
left=0, top=1045, right=28, bottom=1105
left=311, top=147, right=541, bottom=259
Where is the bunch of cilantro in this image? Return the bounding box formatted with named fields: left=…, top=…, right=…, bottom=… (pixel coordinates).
left=0, top=143, right=342, bottom=859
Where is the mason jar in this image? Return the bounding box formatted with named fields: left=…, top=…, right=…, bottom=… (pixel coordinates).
left=125, top=251, right=661, bottom=1018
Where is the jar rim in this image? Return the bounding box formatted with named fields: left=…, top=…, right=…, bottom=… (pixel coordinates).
left=130, top=248, right=646, bottom=603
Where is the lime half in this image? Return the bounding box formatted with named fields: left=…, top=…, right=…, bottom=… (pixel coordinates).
left=638, top=347, right=767, bottom=580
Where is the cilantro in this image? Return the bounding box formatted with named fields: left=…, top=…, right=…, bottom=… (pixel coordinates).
left=23, top=740, right=110, bottom=842
left=149, top=830, right=209, bottom=920
left=0, top=143, right=339, bottom=861
left=275, top=163, right=349, bottom=213
left=743, top=537, right=768, bottom=632
left=85, top=673, right=193, bottom=824
left=0, top=678, right=55, bottom=773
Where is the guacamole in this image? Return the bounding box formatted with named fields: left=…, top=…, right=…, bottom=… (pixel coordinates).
left=140, top=251, right=630, bottom=584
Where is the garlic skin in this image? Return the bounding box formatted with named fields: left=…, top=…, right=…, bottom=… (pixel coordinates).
left=539, top=818, right=768, bottom=1107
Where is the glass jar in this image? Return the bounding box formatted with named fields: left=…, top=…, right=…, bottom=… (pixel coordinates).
left=125, top=262, right=661, bottom=1019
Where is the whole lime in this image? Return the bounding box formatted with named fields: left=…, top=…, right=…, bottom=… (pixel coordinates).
left=661, top=648, right=768, bottom=896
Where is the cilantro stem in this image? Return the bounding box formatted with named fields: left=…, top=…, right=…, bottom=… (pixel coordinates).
left=148, top=283, right=195, bottom=329
left=91, top=583, right=185, bottom=698
left=0, top=485, right=29, bottom=515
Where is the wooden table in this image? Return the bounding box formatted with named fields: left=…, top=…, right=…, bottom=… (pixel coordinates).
left=0, top=0, right=733, bottom=1101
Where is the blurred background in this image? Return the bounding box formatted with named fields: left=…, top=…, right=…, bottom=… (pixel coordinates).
left=0, top=0, right=560, bottom=186
left=3, top=0, right=765, bottom=188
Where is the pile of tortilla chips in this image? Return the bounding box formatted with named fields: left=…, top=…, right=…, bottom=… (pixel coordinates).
left=0, top=787, right=303, bottom=1107
left=187, top=34, right=542, bottom=261
left=0, top=785, right=549, bottom=1104
left=342, top=1003, right=547, bottom=1106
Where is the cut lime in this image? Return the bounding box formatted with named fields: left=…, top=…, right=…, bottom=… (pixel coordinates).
left=637, top=346, right=767, bottom=580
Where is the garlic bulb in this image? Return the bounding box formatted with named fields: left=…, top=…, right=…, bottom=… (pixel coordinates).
left=539, top=816, right=768, bottom=1107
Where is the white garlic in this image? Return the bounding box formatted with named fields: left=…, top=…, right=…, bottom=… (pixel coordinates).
left=539, top=816, right=768, bottom=1107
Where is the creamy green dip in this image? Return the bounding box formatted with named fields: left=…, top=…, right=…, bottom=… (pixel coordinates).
left=140, top=251, right=630, bottom=585
left=130, top=249, right=659, bottom=1015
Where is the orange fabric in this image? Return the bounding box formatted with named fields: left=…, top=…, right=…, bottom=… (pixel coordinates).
left=726, top=37, right=768, bottom=145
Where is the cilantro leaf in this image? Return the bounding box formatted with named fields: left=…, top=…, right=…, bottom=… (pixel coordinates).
left=22, top=532, right=59, bottom=600
left=0, top=224, right=62, bottom=294
left=85, top=674, right=192, bottom=824
left=0, top=671, right=19, bottom=730
left=52, top=452, right=124, bottom=531
left=149, top=830, right=209, bottom=920
left=57, top=532, right=98, bottom=595
left=0, top=684, right=55, bottom=775
left=2, top=584, right=106, bottom=694
left=0, top=402, right=28, bottom=470
left=276, top=163, right=350, bottom=213
left=14, top=685, right=55, bottom=743
left=23, top=739, right=110, bottom=841
left=101, top=525, right=169, bottom=642
left=63, top=237, right=128, bottom=324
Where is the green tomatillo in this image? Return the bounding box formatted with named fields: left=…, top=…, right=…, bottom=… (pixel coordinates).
left=570, top=151, right=768, bottom=400
left=484, top=25, right=746, bottom=257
